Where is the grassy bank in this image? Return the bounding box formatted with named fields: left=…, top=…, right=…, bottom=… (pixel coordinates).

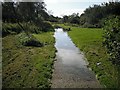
left=68, top=27, right=120, bottom=88
left=56, top=24, right=120, bottom=88
left=2, top=32, right=56, bottom=88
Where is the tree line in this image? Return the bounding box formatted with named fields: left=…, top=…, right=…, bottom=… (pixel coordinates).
left=2, top=1, right=54, bottom=36
left=52, top=1, right=120, bottom=65
left=2, top=1, right=54, bottom=47
left=80, top=1, right=120, bottom=28
left=56, top=1, right=120, bottom=28
left=81, top=1, right=120, bottom=65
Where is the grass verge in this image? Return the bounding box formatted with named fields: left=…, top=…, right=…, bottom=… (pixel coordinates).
left=57, top=24, right=120, bottom=88
left=2, top=32, right=56, bottom=88
left=68, top=27, right=120, bottom=88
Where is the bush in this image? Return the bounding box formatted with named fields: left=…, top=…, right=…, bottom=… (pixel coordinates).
left=41, top=21, right=54, bottom=32
left=103, top=15, right=120, bottom=65
left=23, top=23, right=42, bottom=34
left=83, top=22, right=95, bottom=28
left=53, top=25, right=62, bottom=29
left=17, top=33, right=43, bottom=47
left=2, top=22, right=54, bottom=37
left=2, top=23, right=43, bottom=37
left=63, top=27, right=71, bottom=31
left=23, top=38, right=43, bottom=47
left=2, top=23, right=22, bottom=37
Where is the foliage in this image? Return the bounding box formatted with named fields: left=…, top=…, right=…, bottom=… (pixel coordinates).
left=62, top=13, right=80, bottom=25
left=41, top=21, right=54, bottom=32
left=2, top=23, right=43, bottom=37
left=23, top=38, right=43, bottom=47
left=62, top=15, right=69, bottom=23
left=53, top=24, right=71, bottom=31
left=53, top=25, right=62, bottom=29
left=2, top=2, right=48, bottom=23
left=2, top=2, right=16, bottom=23
left=82, top=22, right=95, bottom=28
left=103, top=15, right=120, bottom=65
left=57, top=1, right=120, bottom=27
left=17, top=33, right=43, bottom=47
left=2, top=2, right=53, bottom=37
left=48, top=15, right=61, bottom=22
left=2, top=23, right=23, bottom=37
left=24, top=23, right=42, bottom=34
left=80, top=1, right=120, bottom=28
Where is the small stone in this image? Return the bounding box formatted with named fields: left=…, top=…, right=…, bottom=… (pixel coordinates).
left=96, top=62, right=101, bottom=66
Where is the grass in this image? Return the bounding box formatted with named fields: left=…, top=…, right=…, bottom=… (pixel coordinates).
left=53, top=23, right=71, bottom=31
left=57, top=24, right=120, bottom=88
left=2, top=32, right=56, bottom=88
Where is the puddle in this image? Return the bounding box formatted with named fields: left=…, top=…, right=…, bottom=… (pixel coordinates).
left=51, top=28, right=101, bottom=88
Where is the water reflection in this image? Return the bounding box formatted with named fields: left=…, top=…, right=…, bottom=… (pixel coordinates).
left=52, top=28, right=101, bottom=88
left=54, top=28, right=87, bottom=67
left=55, top=28, right=77, bottom=50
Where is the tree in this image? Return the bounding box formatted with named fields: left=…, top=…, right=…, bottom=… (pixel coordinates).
left=62, top=15, right=69, bottom=23
left=61, top=13, right=80, bottom=24
left=80, top=1, right=120, bottom=28
left=2, top=2, right=17, bottom=23
left=2, top=1, right=51, bottom=36
left=67, top=13, right=79, bottom=24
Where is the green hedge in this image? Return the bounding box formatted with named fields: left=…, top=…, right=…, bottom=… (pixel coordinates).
left=103, top=15, right=120, bottom=65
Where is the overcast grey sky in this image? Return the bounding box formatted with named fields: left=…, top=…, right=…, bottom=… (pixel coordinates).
left=44, top=0, right=110, bottom=17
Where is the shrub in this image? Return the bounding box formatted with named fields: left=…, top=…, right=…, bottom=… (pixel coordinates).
left=23, top=23, right=42, bottom=34
left=23, top=38, right=43, bottom=47
left=41, top=21, right=54, bottom=32
left=17, top=33, right=43, bottom=47
left=2, top=23, right=43, bottom=37
left=83, top=22, right=95, bottom=28
left=2, top=23, right=22, bottom=37
left=103, top=15, right=120, bottom=65
left=53, top=25, right=62, bottom=29
left=63, top=27, right=71, bottom=31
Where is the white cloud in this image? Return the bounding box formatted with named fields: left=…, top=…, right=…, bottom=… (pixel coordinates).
left=44, top=0, right=116, bottom=17
left=53, top=9, right=84, bottom=17
left=44, top=0, right=109, bottom=3
left=44, top=0, right=58, bottom=4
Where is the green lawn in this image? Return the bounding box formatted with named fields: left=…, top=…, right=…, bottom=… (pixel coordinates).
left=2, top=32, right=56, bottom=88
left=56, top=24, right=119, bottom=88
left=68, top=27, right=119, bottom=88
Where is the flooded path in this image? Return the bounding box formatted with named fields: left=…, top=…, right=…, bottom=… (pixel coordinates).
left=51, top=28, right=101, bottom=88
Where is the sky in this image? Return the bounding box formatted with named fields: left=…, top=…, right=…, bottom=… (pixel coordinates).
left=44, top=0, right=110, bottom=17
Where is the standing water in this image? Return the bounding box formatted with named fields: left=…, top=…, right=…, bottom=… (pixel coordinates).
left=51, top=28, right=101, bottom=88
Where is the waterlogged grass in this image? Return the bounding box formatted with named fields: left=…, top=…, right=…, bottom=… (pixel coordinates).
left=2, top=32, right=56, bottom=88
left=67, top=27, right=120, bottom=88
left=53, top=23, right=120, bottom=88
